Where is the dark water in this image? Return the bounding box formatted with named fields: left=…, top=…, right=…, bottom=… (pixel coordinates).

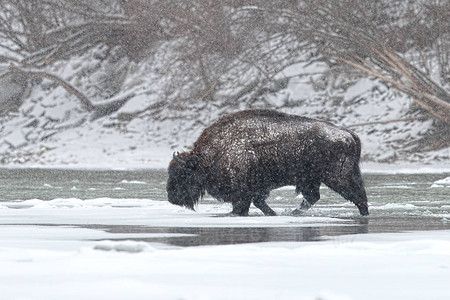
left=1, top=168, right=449, bottom=246
left=0, top=169, right=165, bottom=201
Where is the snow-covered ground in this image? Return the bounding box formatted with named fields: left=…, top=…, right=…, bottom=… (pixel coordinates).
left=1, top=197, right=450, bottom=300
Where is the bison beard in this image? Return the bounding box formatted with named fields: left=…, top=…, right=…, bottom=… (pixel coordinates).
left=167, top=109, right=369, bottom=216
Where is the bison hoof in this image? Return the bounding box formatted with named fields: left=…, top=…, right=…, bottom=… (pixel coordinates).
left=226, top=211, right=249, bottom=217
left=358, top=207, right=369, bottom=216
left=291, top=208, right=308, bottom=216
left=292, top=200, right=312, bottom=215
left=264, top=210, right=277, bottom=216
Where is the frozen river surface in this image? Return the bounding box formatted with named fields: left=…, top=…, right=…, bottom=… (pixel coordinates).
left=1, top=169, right=449, bottom=245
left=0, top=169, right=449, bottom=300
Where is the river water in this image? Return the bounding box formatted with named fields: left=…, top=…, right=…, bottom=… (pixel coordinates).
left=0, top=169, right=449, bottom=246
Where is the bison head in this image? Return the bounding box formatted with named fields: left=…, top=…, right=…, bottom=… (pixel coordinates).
left=167, top=152, right=204, bottom=210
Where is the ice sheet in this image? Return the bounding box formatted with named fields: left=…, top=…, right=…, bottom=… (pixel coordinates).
left=0, top=197, right=449, bottom=299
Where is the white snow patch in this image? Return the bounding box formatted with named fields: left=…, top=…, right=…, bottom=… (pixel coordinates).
left=382, top=185, right=411, bottom=189
left=3, top=128, right=28, bottom=148
left=434, top=176, right=450, bottom=185
left=120, top=180, right=147, bottom=184
left=374, top=203, right=417, bottom=210
left=0, top=228, right=449, bottom=300
left=361, top=162, right=450, bottom=174
left=94, top=240, right=155, bottom=253
left=435, top=177, right=450, bottom=184
left=430, top=176, right=450, bottom=188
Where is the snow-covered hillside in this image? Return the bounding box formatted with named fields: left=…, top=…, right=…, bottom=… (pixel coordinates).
left=0, top=44, right=449, bottom=170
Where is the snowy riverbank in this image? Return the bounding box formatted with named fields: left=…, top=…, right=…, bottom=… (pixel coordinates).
left=1, top=229, right=450, bottom=300
left=2, top=162, right=450, bottom=175
left=2, top=150, right=450, bottom=174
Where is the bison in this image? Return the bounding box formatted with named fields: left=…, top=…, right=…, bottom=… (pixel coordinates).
left=167, top=109, right=369, bottom=216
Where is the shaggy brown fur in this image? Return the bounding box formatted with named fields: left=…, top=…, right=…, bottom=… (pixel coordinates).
left=167, top=109, right=368, bottom=216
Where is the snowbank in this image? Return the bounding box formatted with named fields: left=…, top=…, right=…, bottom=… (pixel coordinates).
left=0, top=225, right=449, bottom=300
left=1, top=195, right=449, bottom=300
left=2, top=146, right=449, bottom=173
left=431, top=176, right=450, bottom=188
left=361, top=162, right=450, bottom=174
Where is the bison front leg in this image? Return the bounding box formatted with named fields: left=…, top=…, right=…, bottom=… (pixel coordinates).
left=231, top=199, right=251, bottom=216
left=230, top=193, right=277, bottom=216
left=252, top=193, right=277, bottom=216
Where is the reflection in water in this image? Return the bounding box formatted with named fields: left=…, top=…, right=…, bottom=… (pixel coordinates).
left=97, top=222, right=371, bottom=247
left=99, top=225, right=360, bottom=247
left=90, top=214, right=450, bottom=247
left=166, top=227, right=329, bottom=246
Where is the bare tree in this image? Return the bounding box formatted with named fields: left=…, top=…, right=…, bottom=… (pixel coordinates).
left=234, top=0, right=450, bottom=125
left=1, top=0, right=449, bottom=126
left=0, top=0, right=131, bottom=114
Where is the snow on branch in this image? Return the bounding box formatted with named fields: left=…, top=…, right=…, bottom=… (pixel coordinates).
left=8, top=64, right=134, bottom=117
left=251, top=0, right=450, bottom=125
left=9, top=65, right=96, bottom=111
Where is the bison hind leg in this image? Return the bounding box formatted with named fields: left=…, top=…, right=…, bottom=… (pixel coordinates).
left=292, top=181, right=321, bottom=215
left=324, top=169, right=369, bottom=216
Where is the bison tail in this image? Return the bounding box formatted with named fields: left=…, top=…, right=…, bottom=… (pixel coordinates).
left=345, top=129, right=365, bottom=190
left=348, top=130, right=362, bottom=164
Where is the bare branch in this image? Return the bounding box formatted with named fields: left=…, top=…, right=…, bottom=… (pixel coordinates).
left=347, top=117, right=430, bottom=128
left=8, top=64, right=95, bottom=111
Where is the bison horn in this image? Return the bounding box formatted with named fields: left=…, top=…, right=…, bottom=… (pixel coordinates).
left=173, top=152, right=186, bottom=165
